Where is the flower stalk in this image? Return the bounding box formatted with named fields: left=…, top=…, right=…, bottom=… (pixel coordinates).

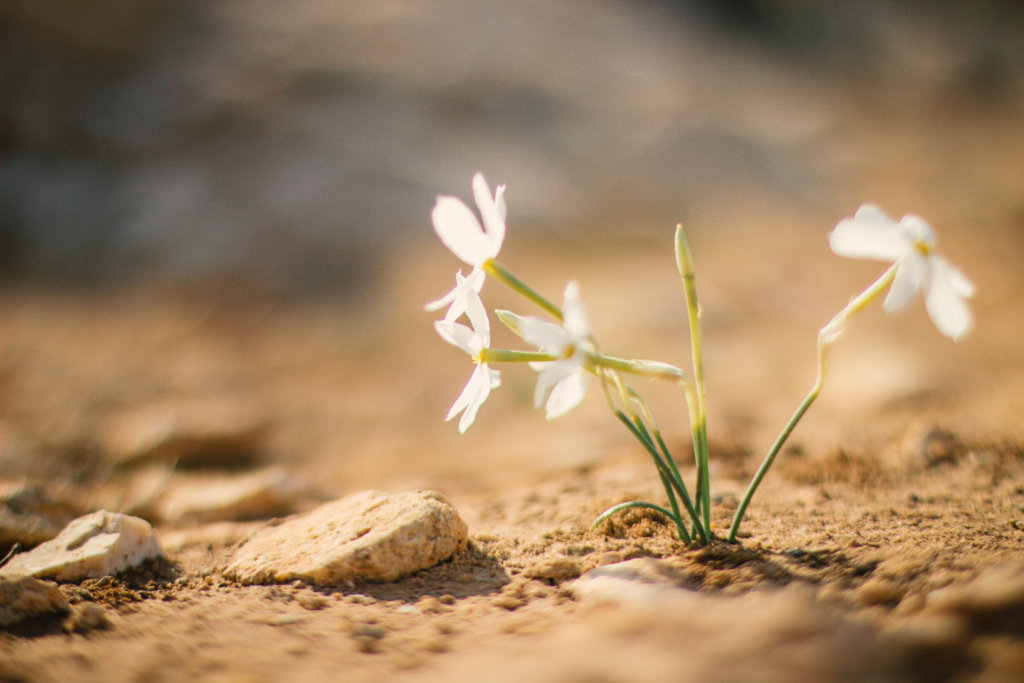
left=674, top=225, right=712, bottom=538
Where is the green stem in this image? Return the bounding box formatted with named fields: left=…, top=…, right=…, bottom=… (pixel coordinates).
left=651, top=426, right=707, bottom=544
left=483, top=259, right=563, bottom=321
left=615, top=411, right=707, bottom=544
left=675, top=225, right=712, bottom=536
left=479, top=348, right=558, bottom=364
left=591, top=354, right=688, bottom=382
left=726, top=262, right=900, bottom=543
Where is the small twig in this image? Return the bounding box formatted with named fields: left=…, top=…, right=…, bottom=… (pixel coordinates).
left=0, top=542, right=22, bottom=569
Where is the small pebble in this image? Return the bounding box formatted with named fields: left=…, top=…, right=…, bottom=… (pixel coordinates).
left=493, top=595, right=525, bottom=611
left=295, top=593, right=329, bottom=611
left=62, top=603, right=112, bottom=633
left=855, top=577, right=904, bottom=607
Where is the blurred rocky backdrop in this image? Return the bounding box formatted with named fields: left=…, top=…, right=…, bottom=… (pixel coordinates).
left=2, top=0, right=1022, bottom=291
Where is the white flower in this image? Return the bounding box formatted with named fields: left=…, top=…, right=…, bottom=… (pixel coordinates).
left=434, top=295, right=501, bottom=433
left=830, top=204, right=975, bottom=340
left=517, top=281, right=592, bottom=419
left=426, top=173, right=506, bottom=316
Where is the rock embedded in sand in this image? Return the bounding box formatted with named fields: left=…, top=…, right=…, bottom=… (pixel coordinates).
left=0, top=511, right=164, bottom=582
left=0, top=576, right=70, bottom=627
left=223, top=490, right=468, bottom=586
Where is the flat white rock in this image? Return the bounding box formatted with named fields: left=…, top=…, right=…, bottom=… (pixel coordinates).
left=0, top=510, right=164, bottom=582
left=223, top=489, right=468, bottom=585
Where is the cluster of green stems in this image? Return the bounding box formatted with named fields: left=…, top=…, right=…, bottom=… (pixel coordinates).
left=480, top=228, right=898, bottom=545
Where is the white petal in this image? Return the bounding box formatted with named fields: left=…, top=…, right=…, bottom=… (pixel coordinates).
left=925, top=258, right=973, bottom=340
left=544, top=370, right=589, bottom=420
left=446, top=363, right=486, bottom=430
left=561, top=281, right=591, bottom=341
left=434, top=320, right=480, bottom=355
left=519, top=316, right=571, bottom=353
left=883, top=254, right=925, bottom=313
left=938, top=258, right=975, bottom=298
left=425, top=282, right=459, bottom=313
left=444, top=364, right=478, bottom=421
left=472, top=173, right=506, bottom=253
left=432, top=196, right=494, bottom=266
left=533, top=361, right=577, bottom=410
left=829, top=205, right=910, bottom=261
left=461, top=282, right=491, bottom=344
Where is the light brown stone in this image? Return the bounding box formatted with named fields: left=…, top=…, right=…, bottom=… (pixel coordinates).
left=0, top=511, right=164, bottom=582
left=223, top=490, right=468, bottom=586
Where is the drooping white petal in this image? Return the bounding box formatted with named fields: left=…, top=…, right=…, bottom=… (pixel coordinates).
left=471, top=173, right=506, bottom=251
left=447, top=363, right=495, bottom=433
left=533, top=360, right=578, bottom=410
left=543, top=369, right=589, bottom=420
left=924, top=256, right=973, bottom=340
left=434, top=320, right=480, bottom=355
left=883, top=252, right=926, bottom=313
left=432, top=196, right=496, bottom=266
left=829, top=205, right=911, bottom=261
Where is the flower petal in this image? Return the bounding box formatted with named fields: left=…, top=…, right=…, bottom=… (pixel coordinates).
left=446, top=363, right=487, bottom=431
left=883, top=253, right=925, bottom=313
left=544, top=369, right=589, bottom=419
left=432, top=196, right=494, bottom=266
left=472, top=173, right=506, bottom=253
left=519, top=317, right=571, bottom=354
left=561, top=281, right=590, bottom=341
left=942, top=260, right=975, bottom=299
left=460, top=276, right=491, bottom=344
left=925, top=256, right=973, bottom=340
left=830, top=204, right=911, bottom=261
left=533, top=360, right=577, bottom=410
left=434, top=320, right=480, bottom=355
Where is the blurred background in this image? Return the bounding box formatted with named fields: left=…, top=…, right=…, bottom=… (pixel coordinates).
left=3, top=0, right=1023, bottom=292
left=2, top=0, right=1024, bottom=511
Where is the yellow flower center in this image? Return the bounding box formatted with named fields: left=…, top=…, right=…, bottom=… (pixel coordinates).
left=913, top=239, right=933, bottom=256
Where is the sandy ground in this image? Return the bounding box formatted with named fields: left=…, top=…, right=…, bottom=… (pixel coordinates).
left=3, top=109, right=1024, bottom=681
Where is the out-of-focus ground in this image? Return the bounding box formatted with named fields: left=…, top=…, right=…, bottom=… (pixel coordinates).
left=3, top=1, right=1024, bottom=681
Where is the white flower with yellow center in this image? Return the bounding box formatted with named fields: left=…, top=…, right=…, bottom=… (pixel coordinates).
left=829, top=204, right=975, bottom=340
left=515, top=281, right=593, bottom=420
left=426, top=173, right=506, bottom=317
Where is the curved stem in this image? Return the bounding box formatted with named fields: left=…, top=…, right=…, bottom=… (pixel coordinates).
left=726, top=262, right=900, bottom=543
left=592, top=501, right=686, bottom=540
